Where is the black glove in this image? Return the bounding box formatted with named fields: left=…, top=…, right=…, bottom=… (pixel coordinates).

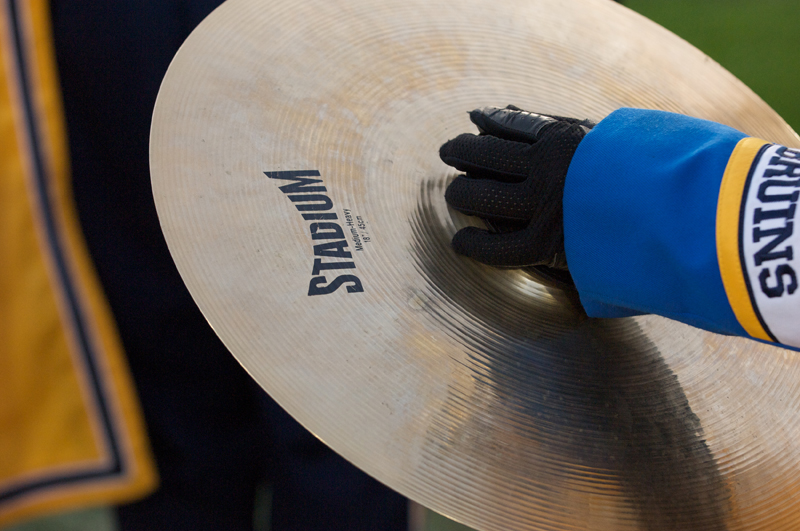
left=440, top=105, right=594, bottom=270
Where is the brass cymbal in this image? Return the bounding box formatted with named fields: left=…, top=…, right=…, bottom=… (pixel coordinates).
left=150, top=0, right=800, bottom=529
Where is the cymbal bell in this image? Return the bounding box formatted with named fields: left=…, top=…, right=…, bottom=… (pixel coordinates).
left=150, top=0, right=800, bottom=529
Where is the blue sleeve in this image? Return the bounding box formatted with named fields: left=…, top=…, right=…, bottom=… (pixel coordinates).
left=563, top=108, right=800, bottom=348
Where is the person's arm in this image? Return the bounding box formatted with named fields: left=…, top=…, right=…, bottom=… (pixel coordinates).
left=440, top=106, right=800, bottom=350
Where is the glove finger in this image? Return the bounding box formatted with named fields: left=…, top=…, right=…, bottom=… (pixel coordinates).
left=439, top=133, right=535, bottom=182
left=536, top=113, right=597, bottom=131
left=469, top=106, right=559, bottom=143
left=471, top=106, right=597, bottom=139
left=445, top=174, right=539, bottom=221
left=451, top=226, right=555, bottom=268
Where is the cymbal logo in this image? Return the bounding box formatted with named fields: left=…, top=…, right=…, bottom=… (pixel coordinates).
left=265, top=170, right=364, bottom=296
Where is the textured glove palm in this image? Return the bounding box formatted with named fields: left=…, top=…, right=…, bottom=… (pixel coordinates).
left=440, top=105, right=594, bottom=269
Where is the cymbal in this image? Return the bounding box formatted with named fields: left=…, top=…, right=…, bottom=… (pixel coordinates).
left=150, top=0, right=800, bottom=529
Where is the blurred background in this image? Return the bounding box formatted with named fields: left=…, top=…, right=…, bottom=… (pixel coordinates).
left=626, top=0, right=799, bottom=131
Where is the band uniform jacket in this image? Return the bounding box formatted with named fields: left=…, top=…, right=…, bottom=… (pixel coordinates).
left=0, top=0, right=156, bottom=526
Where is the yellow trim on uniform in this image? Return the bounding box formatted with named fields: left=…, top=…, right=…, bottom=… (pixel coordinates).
left=0, top=0, right=157, bottom=526
left=716, top=137, right=771, bottom=341
left=27, top=0, right=158, bottom=503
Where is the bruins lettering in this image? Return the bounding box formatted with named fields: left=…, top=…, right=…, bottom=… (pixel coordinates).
left=750, top=146, right=800, bottom=298
left=265, top=170, right=363, bottom=296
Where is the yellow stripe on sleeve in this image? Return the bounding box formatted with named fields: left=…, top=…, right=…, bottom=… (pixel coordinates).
left=716, top=137, right=772, bottom=341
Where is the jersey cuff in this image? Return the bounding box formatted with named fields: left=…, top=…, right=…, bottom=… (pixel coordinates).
left=717, top=140, right=800, bottom=345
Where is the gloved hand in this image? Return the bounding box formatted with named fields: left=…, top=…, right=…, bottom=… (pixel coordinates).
left=440, top=105, right=594, bottom=270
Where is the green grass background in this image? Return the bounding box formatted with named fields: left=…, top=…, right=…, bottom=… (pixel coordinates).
left=424, top=1, right=799, bottom=530
left=625, top=0, right=800, bottom=132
